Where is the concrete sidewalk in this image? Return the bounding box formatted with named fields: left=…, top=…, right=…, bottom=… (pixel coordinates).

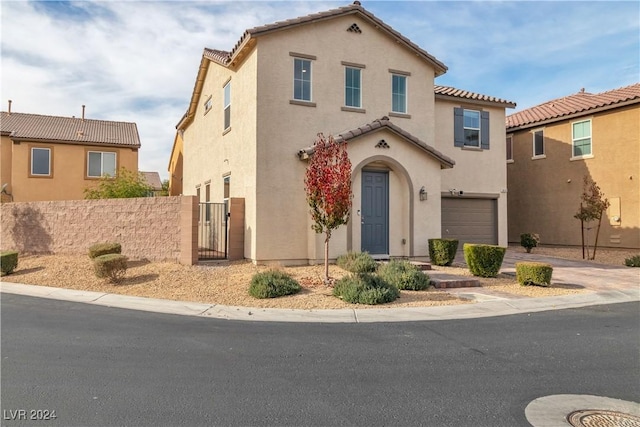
left=1, top=251, right=638, bottom=323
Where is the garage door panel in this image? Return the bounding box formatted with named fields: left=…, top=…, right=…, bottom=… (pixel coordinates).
left=441, top=198, right=497, bottom=245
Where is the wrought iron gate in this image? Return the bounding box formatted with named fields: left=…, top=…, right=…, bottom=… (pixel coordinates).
left=198, top=202, right=228, bottom=260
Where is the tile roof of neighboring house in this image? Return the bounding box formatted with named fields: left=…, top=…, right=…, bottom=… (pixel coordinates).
left=506, top=83, right=640, bottom=130
left=297, top=116, right=455, bottom=169
left=0, top=111, right=141, bottom=147
left=141, top=171, right=163, bottom=190
left=434, top=85, right=516, bottom=108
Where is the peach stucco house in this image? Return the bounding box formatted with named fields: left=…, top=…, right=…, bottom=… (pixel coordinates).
left=171, top=2, right=516, bottom=265
left=1, top=105, right=140, bottom=202
left=506, top=83, right=640, bottom=249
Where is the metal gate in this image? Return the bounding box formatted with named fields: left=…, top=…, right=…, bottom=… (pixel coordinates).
left=198, top=202, right=228, bottom=260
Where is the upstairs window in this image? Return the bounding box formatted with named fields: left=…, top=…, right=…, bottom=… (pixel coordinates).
left=87, top=151, right=116, bottom=177
left=533, top=130, right=545, bottom=158
left=391, top=74, right=407, bottom=113
left=572, top=119, right=592, bottom=158
left=345, top=67, right=362, bottom=108
left=293, top=58, right=312, bottom=101
left=31, top=147, right=51, bottom=176
left=454, top=107, right=490, bottom=149
left=223, top=81, right=231, bottom=131
left=506, top=136, right=513, bottom=162
left=204, top=96, right=212, bottom=114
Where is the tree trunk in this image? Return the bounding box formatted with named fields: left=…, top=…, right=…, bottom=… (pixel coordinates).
left=580, top=204, right=585, bottom=259
left=592, top=212, right=604, bottom=260
left=324, top=232, right=330, bottom=284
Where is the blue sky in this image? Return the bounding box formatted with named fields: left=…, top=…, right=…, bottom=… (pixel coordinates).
left=2, top=1, right=638, bottom=180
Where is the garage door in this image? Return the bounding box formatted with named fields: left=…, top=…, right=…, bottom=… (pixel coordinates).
left=441, top=198, right=497, bottom=246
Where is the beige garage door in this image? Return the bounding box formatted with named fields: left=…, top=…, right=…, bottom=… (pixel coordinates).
left=441, top=198, right=497, bottom=245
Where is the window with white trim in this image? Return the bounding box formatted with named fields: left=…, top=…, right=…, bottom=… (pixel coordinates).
left=454, top=108, right=490, bottom=149
left=463, top=110, right=480, bottom=147
left=31, top=147, right=51, bottom=176
left=204, top=96, right=212, bottom=114
left=506, top=135, right=513, bottom=162
left=533, top=130, right=545, bottom=157
left=223, top=82, right=231, bottom=130
left=391, top=74, right=407, bottom=113
left=293, top=58, right=312, bottom=101
left=572, top=119, right=592, bottom=158
left=87, top=151, right=116, bottom=177
left=345, top=67, right=361, bottom=108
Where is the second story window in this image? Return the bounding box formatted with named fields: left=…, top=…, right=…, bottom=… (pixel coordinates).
left=572, top=119, right=592, bottom=158
left=87, top=151, right=116, bottom=178
left=454, top=107, right=490, bottom=149
left=506, top=136, right=513, bottom=162
left=31, top=147, right=51, bottom=177
left=463, top=110, right=481, bottom=147
left=223, top=81, right=231, bottom=131
left=391, top=74, right=407, bottom=114
left=293, top=58, right=312, bottom=101
left=533, top=130, right=545, bottom=158
left=345, top=67, right=361, bottom=108
left=204, top=96, right=212, bottom=114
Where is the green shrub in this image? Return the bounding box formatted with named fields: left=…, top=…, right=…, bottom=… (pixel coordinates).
left=1, top=251, right=19, bottom=276
left=516, top=262, right=553, bottom=287
left=93, top=254, right=128, bottom=283
left=377, top=260, right=430, bottom=291
left=249, top=270, right=301, bottom=299
left=333, top=273, right=399, bottom=305
left=624, top=255, right=640, bottom=267
left=89, top=242, right=122, bottom=259
left=463, top=244, right=506, bottom=278
left=336, top=251, right=378, bottom=274
left=520, top=233, right=540, bottom=253
left=428, top=238, right=458, bottom=266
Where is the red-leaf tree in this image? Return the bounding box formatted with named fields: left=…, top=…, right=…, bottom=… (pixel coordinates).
left=304, top=134, right=353, bottom=283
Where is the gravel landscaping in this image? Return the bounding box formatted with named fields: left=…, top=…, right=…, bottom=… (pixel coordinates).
left=1, top=245, right=636, bottom=309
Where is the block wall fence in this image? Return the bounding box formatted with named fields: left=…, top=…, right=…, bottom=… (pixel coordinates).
left=0, top=196, right=245, bottom=265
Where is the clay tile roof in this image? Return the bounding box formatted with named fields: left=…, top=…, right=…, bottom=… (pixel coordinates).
left=506, top=83, right=640, bottom=130
left=297, top=116, right=455, bottom=169
left=209, top=2, right=447, bottom=75
left=434, top=85, right=516, bottom=107
left=0, top=111, right=141, bottom=147
left=141, top=171, right=163, bottom=190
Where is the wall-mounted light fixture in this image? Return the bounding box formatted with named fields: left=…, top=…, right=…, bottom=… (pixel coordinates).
left=419, top=186, right=427, bottom=201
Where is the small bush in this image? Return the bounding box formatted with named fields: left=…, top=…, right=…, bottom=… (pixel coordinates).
left=463, top=244, right=506, bottom=278
left=520, top=233, right=540, bottom=253
left=516, top=262, right=553, bottom=287
left=624, top=255, right=640, bottom=267
left=428, top=238, right=458, bottom=266
left=89, top=242, right=122, bottom=259
left=336, top=251, right=378, bottom=274
left=249, top=270, right=301, bottom=299
left=1, top=251, right=19, bottom=276
left=377, top=260, right=430, bottom=291
left=93, top=254, right=128, bottom=283
left=333, top=273, right=399, bottom=305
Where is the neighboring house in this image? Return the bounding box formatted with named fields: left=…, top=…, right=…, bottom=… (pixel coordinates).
left=171, top=1, right=515, bottom=265
left=506, top=83, right=640, bottom=249
left=167, top=131, right=183, bottom=196
left=141, top=171, right=164, bottom=196
left=1, top=105, right=140, bottom=202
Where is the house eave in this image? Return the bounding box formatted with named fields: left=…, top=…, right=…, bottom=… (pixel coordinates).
left=435, top=93, right=516, bottom=109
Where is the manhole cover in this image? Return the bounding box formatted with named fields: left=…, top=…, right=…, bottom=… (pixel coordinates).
left=567, top=409, right=640, bottom=427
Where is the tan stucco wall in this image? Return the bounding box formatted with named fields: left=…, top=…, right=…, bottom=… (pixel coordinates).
left=507, top=104, right=640, bottom=249
left=435, top=99, right=509, bottom=246
left=168, top=132, right=184, bottom=196
left=1, top=137, right=138, bottom=202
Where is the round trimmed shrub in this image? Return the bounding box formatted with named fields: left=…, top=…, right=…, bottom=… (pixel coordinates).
left=89, top=242, right=122, bottom=259
left=336, top=251, right=378, bottom=274
left=1, top=250, right=19, bottom=276
left=249, top=270, right=301, bottom=299
left=463, top=243, right=506, bottom=278
left=428, top=238, right=458, bottom=266
left=377, top=260, right=430, bottom=290
left=516, top=262, right=553, bottom=287
left=93, top=253, right=128, bottom=283
left=333, top=273, right=399, bottom=305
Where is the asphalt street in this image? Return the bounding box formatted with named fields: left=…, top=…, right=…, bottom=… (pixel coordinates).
left=2, top=294, right=638, bottom=427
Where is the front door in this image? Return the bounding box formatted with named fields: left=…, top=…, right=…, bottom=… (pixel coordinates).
left=361, top=170, right=389, bottom=255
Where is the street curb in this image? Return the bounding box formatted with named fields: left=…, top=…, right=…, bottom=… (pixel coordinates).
left=2, top=281, right=638, bottom=323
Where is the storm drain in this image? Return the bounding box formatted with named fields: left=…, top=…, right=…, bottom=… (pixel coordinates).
left=567, top=409, right=640, bottom=427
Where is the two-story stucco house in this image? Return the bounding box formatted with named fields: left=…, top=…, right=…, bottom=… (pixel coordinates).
left=506, top=83, right=640, bottom=249
left=1, top=104, right=141, bottom=202
left=172, top=1, right=515, bottom=265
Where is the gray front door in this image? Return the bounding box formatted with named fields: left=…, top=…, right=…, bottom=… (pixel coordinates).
left=361, top=171, right=389, bottom=255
